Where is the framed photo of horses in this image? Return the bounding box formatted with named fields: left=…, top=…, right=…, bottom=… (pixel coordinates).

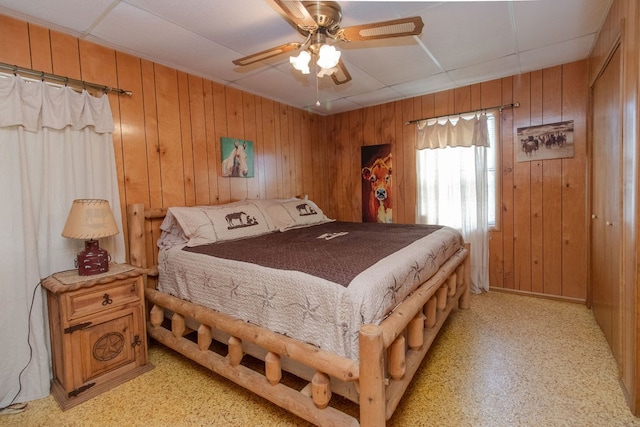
left=516, top=120, right=574, bottom=162
left=221, top=137, right=254, bottom=177
left=361, top=144, right=392, bottom=223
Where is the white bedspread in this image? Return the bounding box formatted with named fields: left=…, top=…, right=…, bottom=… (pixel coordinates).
left=157, top=225, right=463, bottom=360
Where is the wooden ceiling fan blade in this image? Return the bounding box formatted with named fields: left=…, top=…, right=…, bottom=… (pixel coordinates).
left=232, top=42, right=301, bottom=66
left=338, top=16, right=424, bottom=42
left=267, top=0, right=318, bottom=32
left=331, top=59, right=351, bottom=85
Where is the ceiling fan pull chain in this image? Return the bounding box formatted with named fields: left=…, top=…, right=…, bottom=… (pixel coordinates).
left=315, top=61, right=320, bottom=107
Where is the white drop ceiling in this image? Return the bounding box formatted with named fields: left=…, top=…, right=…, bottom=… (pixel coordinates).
left=0, top=0, right=612, bottom=115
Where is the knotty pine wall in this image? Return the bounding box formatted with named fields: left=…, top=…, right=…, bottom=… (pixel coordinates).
left=323, top=61, right=589, bottom=301
left=0, top=14, right=590, bottom=301
left=0, top=15, right=329, bottom=263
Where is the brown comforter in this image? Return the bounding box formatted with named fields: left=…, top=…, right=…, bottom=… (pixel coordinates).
left=184, top=221, right=443, bottom=287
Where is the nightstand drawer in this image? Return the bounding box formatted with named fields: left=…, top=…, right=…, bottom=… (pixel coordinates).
left=66, top=278, right=140, bottom=321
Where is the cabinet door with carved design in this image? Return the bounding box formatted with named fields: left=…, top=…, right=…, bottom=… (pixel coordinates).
left=71, top=307, right=143, bottom=391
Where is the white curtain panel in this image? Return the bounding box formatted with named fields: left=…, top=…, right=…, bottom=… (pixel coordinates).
left=416, top=114, right=490, bottom=293
left=0, top=76, right=124, bottom=408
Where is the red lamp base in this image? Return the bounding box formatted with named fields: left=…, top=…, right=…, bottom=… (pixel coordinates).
left=76, top=240, right=110, bottom=276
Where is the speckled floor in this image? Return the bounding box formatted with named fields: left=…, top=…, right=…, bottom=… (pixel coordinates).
left=2, top=291, right=639, bottom=427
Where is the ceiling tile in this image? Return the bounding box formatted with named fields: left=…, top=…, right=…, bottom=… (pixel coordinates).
left=391, top=73, right=458, bottom=98
left=230, top=67, right=324, bottom=108
left=448, top=54, right=521, bottom=87
left=0, top=0, right=114, bottom=35
left=341, top=41, right=441, bottom=86
left=514, top=0, right=612, bottom=51
left=345, top=86, right=406, bottom=107
left=420, top=2, right=515, bottom=70
left=124, top=0, right=296, bottom=54
left=519, top=34, right=596, bottom=72
left=88, top=3, right=240, bottom=83
left=339, top=1, right=438, bottom=25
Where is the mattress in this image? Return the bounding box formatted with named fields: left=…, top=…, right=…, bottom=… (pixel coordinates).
left=157, top=221, right=463, bottom=360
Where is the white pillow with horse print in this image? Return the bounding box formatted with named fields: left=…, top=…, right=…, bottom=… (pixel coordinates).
left=202, top=202, right=274, bottom=242
left=265, top=199, right=333, bottom=232
left=166, top=201, right=275, bottom=247
left=202, top=200, right=277, bottom=232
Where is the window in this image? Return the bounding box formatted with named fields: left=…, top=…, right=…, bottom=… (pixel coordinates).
left=415, top=111, right=497, bottom=293
left=416, top=111, right=499, bottom=229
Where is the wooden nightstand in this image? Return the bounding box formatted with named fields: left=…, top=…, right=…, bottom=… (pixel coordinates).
left=43, top=263, right=153, bottom=410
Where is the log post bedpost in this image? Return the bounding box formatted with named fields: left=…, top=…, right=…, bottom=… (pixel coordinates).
left=126, top=203, right=147, bottom=270
left=359, top=324, right=387, bottom=426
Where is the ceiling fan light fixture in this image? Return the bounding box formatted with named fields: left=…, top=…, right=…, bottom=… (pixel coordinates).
left=290, top=50, right=311, bottom=74
left=316, top=44, right=341, bottom=69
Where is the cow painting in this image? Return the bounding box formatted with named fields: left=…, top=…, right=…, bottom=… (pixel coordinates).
left=361, top=146, right=392, bottom=223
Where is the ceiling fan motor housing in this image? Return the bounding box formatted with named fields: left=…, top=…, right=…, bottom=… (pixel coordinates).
left=301, top=1, right=342, bottom=34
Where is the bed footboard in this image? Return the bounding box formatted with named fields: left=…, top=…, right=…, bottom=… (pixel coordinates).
left=359, top=244, right=470, bottom=425
left=145, top=287, right=360, bottom=426
left=127, top=203, right=470, bottom=426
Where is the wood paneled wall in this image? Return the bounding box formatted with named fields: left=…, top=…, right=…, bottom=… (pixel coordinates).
left=0, top=15, right=328, bottom=262
left=1, top=14, right=590, bottom=301
left=588, top=0, right=640, bottom=413
left=323, top=62, right=589, bottom=301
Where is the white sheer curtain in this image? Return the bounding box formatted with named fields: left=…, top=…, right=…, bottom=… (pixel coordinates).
left=0, top=76, right=124, bottom=408
left=416, top=114, right=490, bottom=293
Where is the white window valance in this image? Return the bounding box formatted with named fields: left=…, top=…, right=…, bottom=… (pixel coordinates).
left=0, top=75, right=114, bottom=133
left=416, top=113, right=489, bottom=150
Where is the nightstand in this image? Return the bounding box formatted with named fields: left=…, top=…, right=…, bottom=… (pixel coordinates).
left=43, top=263, right=153, bottom=410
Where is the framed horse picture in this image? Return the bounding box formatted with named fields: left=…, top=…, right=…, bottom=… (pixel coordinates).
left=516, top=120, right=574, bottom=162
left=221, top=137, right=254, bottom=177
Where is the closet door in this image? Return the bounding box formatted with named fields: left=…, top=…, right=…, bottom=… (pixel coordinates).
left=590, top=45, right=622, bottom=365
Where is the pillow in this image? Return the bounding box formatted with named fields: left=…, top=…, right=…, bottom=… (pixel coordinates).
left=166, top=207, right=218, bottom=247
left=166, top=201, right=276, bottom=247
left=219, top=199, right=277, bottom=232
left=200, top=202, right=274, bottom=242
left=265, top=198, right=333, bottom=231
left=157, top=210, right=188, bottom=249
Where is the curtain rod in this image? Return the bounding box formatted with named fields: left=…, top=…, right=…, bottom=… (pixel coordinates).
left=405, top=102, right=520, bottom=125
left=0, top=62, right=132, bottom=96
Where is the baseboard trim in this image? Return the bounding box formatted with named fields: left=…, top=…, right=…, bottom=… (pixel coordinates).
left=489, top=286, right=586, bottom=305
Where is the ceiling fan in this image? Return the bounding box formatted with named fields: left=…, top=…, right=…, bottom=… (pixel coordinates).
left=232, top=0, right=424, bottom=85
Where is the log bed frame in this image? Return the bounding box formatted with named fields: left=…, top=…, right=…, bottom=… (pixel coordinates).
left=126, top=203, right=470, bottom=426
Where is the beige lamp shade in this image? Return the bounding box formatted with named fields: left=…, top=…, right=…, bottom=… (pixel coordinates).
left=62, top=199, right=119, bottom=240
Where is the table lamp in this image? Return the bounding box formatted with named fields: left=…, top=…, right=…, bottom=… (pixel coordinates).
left=62, top=199, right=119, bottom=276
